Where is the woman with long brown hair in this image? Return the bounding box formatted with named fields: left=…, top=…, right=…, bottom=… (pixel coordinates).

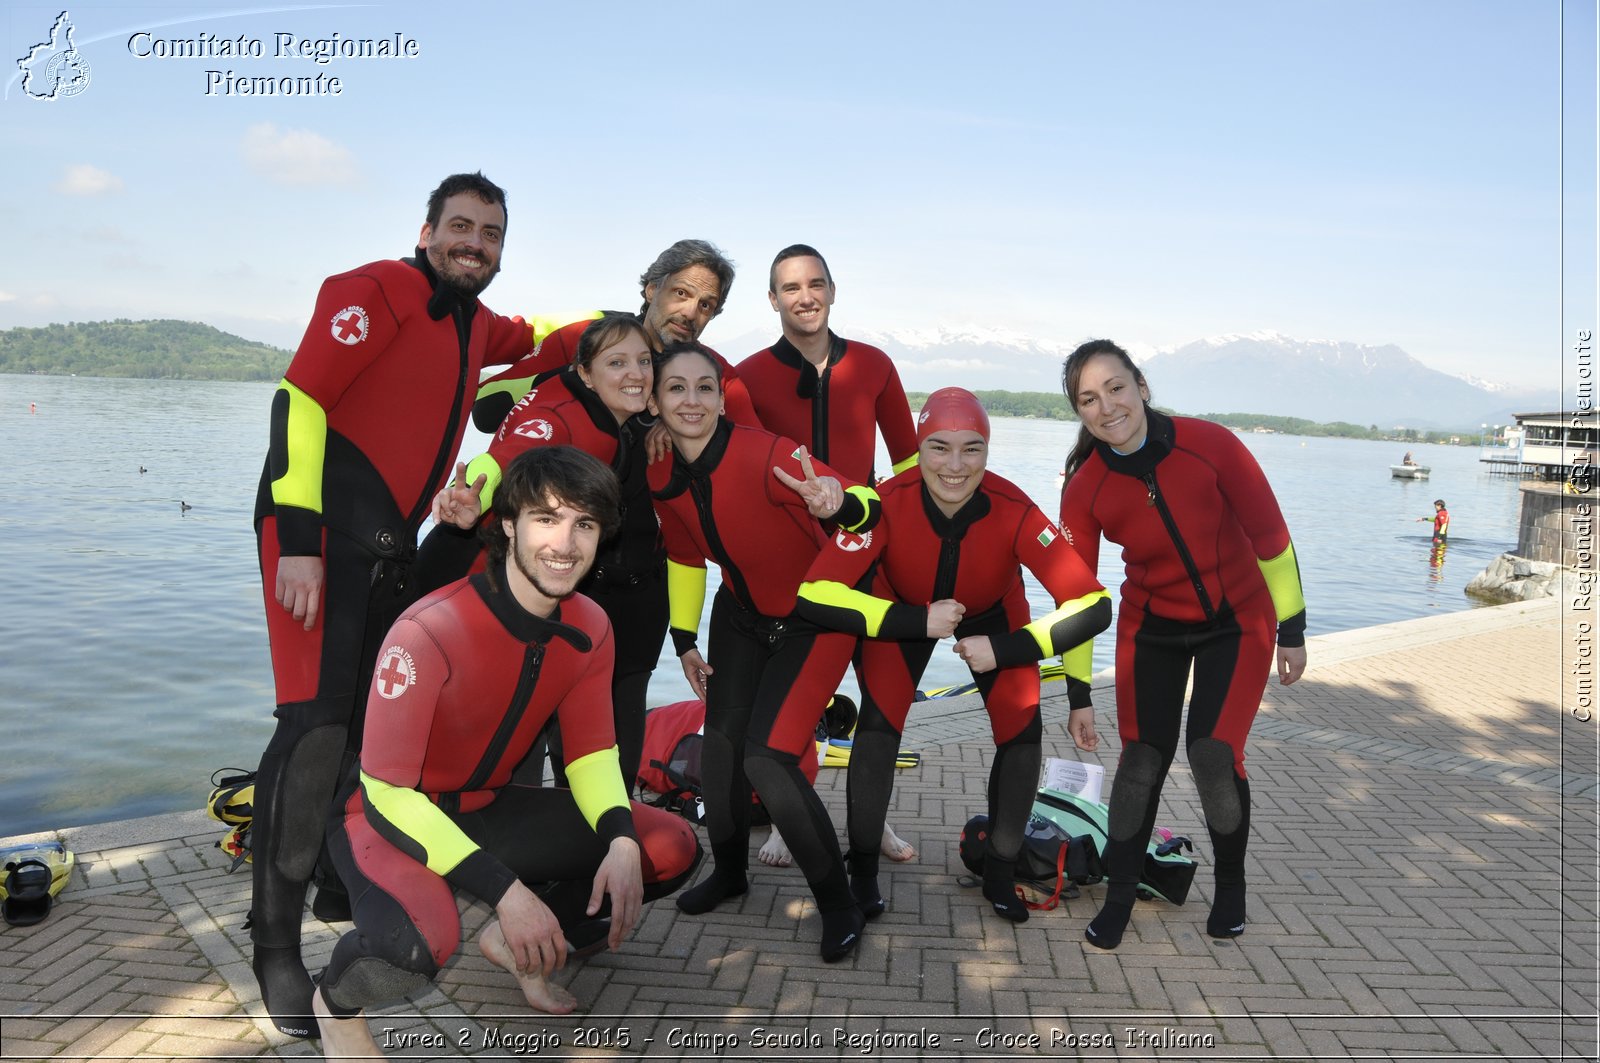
left=1059, top=339, right=1307, bottom=949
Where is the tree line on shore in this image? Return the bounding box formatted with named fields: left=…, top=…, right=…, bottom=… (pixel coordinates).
left=0, top=319, right=289, bottom=381
left=0, top=319, right=1481, bottom=444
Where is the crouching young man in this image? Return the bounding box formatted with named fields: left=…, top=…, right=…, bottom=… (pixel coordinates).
left=312, top=446, right=701, bottom=1058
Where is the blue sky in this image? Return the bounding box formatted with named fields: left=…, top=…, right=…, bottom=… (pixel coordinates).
left=1, top=0, right=1593, bottom=392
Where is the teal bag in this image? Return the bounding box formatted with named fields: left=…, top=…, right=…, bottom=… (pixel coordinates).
left=1034, top=787, right=1197, bottom=905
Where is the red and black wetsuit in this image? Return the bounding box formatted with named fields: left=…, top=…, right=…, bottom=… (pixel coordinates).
left=317, top=569, right=700, bottom=1016
left=1431, top=506, right=1450, bottom=542
left=649, top=419, right=878, bottom=923
left=1059, top=409, right=1305, bottom=927
left=796, top=469, right=1110, bottom=899
left=248, top=249, right=532, bottom=1036
left=736, top=333, right=919, bottom=483
left=414, top=364, right=666, bottom=789
left=474, top=316, right=762, bottom=431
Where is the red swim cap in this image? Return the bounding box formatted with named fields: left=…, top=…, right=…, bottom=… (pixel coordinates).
left=917, top=387, right=990, bottom=443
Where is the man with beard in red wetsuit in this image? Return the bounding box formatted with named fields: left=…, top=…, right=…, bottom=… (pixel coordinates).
left=311, top=446, right=700, bottom=1057
left=469, top=239, right=759, bottom=432
left=250, top=173, right=536, bottom=1038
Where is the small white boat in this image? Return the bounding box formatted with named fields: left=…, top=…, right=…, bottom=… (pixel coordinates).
left=1390, top=464, right=1431, bottom=480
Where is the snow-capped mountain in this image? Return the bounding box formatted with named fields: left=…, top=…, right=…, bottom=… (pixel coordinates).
left=715, top=324, right=1074, bottom=394
left=711, top=326, right=1559, bottom=430
left=1139, top=333, right=1558, bottom=429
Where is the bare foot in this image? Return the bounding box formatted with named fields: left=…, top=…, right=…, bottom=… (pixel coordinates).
left=757, top=827, right=794, bottom=867
left=477, top=920, right=578, bottom=1015
left=881, top=823, right=916, bottom=862
left=312, top=985, right=384, bottom=1061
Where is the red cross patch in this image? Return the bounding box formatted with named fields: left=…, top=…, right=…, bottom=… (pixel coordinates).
left=331, top=306, right=369, bottom=346
left=834, top=528, right=872, bottom=552
left=374, top=646, right=416, bottom=700
left=512, top=418, right=554, bottom=441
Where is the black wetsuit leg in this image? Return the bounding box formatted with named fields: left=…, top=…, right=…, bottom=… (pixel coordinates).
left=250, top=526, right=413, bottom=1037
left=677, top=589, right=761, bottom=913
left=321, top=784, right=701, bottom=1016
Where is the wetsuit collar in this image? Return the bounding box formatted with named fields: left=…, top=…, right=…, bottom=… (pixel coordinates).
left=470, top=567, right=593, bottom=651
left=1094, top=407, right=1175, bottom=478
left=406, top=246, right=476, bottom=323
left=919, top=479, right=991, bottom=539
left=770, top=332, right=846, bottom=399
left=652, top=418, right=732, bottom=500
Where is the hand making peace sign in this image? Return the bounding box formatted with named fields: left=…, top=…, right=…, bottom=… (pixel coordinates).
left=772, top=446, right=845, bottom=518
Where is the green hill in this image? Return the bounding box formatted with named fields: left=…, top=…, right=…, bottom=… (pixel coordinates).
left=0, top=319, right=291, bottom=381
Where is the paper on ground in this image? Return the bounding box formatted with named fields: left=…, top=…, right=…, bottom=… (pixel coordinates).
left=1041, top=757, right=1104, bottom=804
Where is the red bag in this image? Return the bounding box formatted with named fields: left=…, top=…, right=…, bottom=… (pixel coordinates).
left=637, top=700, right=820, bottom=822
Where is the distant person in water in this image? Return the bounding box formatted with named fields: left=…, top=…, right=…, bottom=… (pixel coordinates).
left=1058, top=339, right=1307, bottom=951
left=1417, top=499, right=1449, bottom=542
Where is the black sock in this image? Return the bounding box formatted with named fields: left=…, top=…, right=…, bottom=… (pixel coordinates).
left=982, top=855, right=1029, bottom=924
left=676, top=870, right=747, bottom=915
left=1084, top=898, right=1134, bottom=950
left=851, top=873, right=885, bottom=919
left=1207, top=883, right=1247, bottom=938
left=820, top=904, right=865, bottom=962
left=253, top=943, right=317, bottom=1039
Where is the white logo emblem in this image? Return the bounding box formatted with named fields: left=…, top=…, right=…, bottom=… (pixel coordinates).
left=17, top=11, right=92, bottom=101
left=512, top=418, right=554, bottom=441
left=330, top=306, right=369, bottom=346
left=374, top=647, right=416, bottom=700
left=834, top=528, right=872, bottom=552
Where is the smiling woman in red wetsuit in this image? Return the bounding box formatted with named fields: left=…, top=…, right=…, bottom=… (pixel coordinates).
left=647, top=341, right=881, bottom=962
left=795, top=388, right=1112, bottom=923
left=1058, top=340, right=1307, bottom=950
left=422, top=314, right=663, bottom=791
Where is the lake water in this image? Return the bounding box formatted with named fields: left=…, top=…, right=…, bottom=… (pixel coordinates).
left=0, top=374, right=1522, bottom=835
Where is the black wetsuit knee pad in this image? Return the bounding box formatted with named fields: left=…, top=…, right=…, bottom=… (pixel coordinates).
left=269, top=724, right=349, bottom=878
left=1188, top=737, right=1242, bottom=834
left=323, top=955, right=432, bottom=1015
left=1107, top=741, right=1164, bottom=842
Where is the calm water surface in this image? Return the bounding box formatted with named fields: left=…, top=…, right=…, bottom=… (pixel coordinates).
left=0, top=374, right=1521, bottom=834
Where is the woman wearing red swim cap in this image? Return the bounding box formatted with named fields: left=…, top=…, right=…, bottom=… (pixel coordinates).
left=797, top=387, right=1112, bottom=923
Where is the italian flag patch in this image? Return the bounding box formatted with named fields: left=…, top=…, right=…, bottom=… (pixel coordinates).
left=1037, top=526, right=1058, bottom=547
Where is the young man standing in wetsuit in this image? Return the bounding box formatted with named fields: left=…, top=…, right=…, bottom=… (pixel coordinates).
left=737, top=244, right=918, bottom=483
left=250, top=173, right=535, bottom=1038
left=313, top=446, right=701, bottom=1057
left=735, top=244, right=922, bottom=867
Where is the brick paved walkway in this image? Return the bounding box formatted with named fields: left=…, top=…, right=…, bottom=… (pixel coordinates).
left=2, top=598, right=1594, bottom=1060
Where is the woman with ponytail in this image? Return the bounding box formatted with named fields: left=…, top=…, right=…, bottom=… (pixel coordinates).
left=1058, top=340, right=1307, bottom=950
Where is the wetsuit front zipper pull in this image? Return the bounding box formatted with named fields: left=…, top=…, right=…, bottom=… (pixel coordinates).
left=1143, top=473, right=1157, bottom=507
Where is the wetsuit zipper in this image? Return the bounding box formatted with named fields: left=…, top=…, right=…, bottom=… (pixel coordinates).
left=442, top=640, right=547, bottom=811
left=1141, top=472, right=1217, bottom=621
left=810, top=365, right=831, bottom=466
left=406, top=302, right=473, bottom=534
left=688, top=475, right=755, bottom=611
left=932, top=537, right=961, bottom=602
